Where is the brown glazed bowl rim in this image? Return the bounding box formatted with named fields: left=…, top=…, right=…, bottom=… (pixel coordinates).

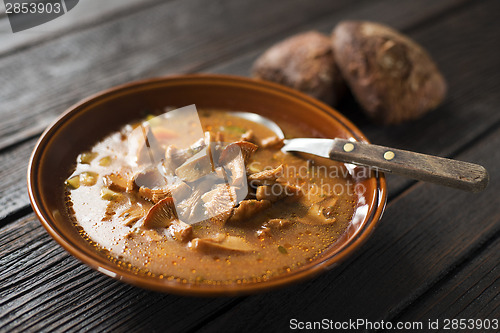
left=27, top=74, right=387, bottom=296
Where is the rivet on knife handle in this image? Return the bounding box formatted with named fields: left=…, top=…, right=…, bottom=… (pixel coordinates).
left=330, top=139, right=489, bottom=192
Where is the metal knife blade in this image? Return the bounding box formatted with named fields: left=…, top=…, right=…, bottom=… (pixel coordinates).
left=282, top=138, right=338, bottom=158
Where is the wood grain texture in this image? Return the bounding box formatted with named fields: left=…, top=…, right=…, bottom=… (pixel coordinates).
left=196, top=121, right=500, bottom=332
left=0, top=138, right=37, bottom=220
left=392, top=235, right=500, bottom=329
left=0, top=0, right=357, bottom=151
left=327, top=138, right=489, bottom=192
left=206, top=0, right=472, bottom=76
left=0, top=0, right=164, bottom=55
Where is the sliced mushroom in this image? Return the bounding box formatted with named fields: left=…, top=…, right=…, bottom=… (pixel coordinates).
left=266, top=218, right=293, bottom=229
left=255, top=182, right=302, bottom=202
left=103, top=173, right=130, bottom=192
left=301, top=195, right=339, bottom=225
left=260, top=136, right=284, bottom=149
left=131, top=167, right=173, bottom=202
left=240, top=130, right=255, bottom=142
left=218, top=141, right=258, bottom=165
left=102, top=196, right=122, bottom=222
left=175, top=147, right=215, bottom=182
left=256, top=227, right=271, bottom=238
left=169, top=181, right=191, bottom=202
left=175, top=195, right=203, bottom=223
left=217, top=141, right=257, bottom=186
left=202, top=184, right=238, bottom=225
left=256, top=185, right=284, bottom=202
left=132, top=167, right=166, bottom=190
left=214, top=167, right=228, bottom=180
left=138, top=187, right=169, bottom=203
left=248, top=164, right=284, bottom=186
left=143, top=197, right=177, bottom=228
left=165, top=145, right=183, bottom=169
left=222, top=153, right=246, bottom=186
left=168, top=220, right=192, bottom=242
left=175, top=180, right=213, bottom=223
left=165, top=137, right=207, bottom=168
left=102, top=194, right=146, bottom=226
left=119, top=205, right=147, bottom=227
left=142, top=180, right=191, bottom=204
left=190, top=234, right=256, bottom=253
left=174, top=133, right=216, bottom=183
left=227, top=199, right=271, bottom=224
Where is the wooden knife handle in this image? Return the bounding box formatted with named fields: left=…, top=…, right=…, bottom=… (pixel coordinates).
left=330, top=139, right=489, bottom=192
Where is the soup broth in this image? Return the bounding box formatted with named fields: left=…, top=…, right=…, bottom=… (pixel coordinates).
left=66, top=109, right=361, bottom=284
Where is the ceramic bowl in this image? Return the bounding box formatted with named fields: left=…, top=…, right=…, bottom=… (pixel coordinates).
left=28, top=74, right=386, bottom=295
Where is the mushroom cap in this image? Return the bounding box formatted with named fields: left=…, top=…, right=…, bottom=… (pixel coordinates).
left=143, top=197, right=178, bottom=229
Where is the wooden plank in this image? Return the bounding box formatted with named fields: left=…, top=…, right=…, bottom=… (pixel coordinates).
left=205, top=0, right=472, bottom=75
left=0, top=0, right=478, bottom=219
left=193, top=110, right=500, bottom=331
left=0, top=0, right=357, bottom=150
left=0, top=0, right=164, bottom=55
left=0, top=0, right=470, bottom=150
left=0, top=138, right=37, bottom=220
left=0, top=214, right=241, bottom=332
left=393, top=236, right=500, bottom=327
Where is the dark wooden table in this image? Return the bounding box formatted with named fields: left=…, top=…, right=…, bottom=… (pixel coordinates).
left=1, top=0, right=499, bottom=332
